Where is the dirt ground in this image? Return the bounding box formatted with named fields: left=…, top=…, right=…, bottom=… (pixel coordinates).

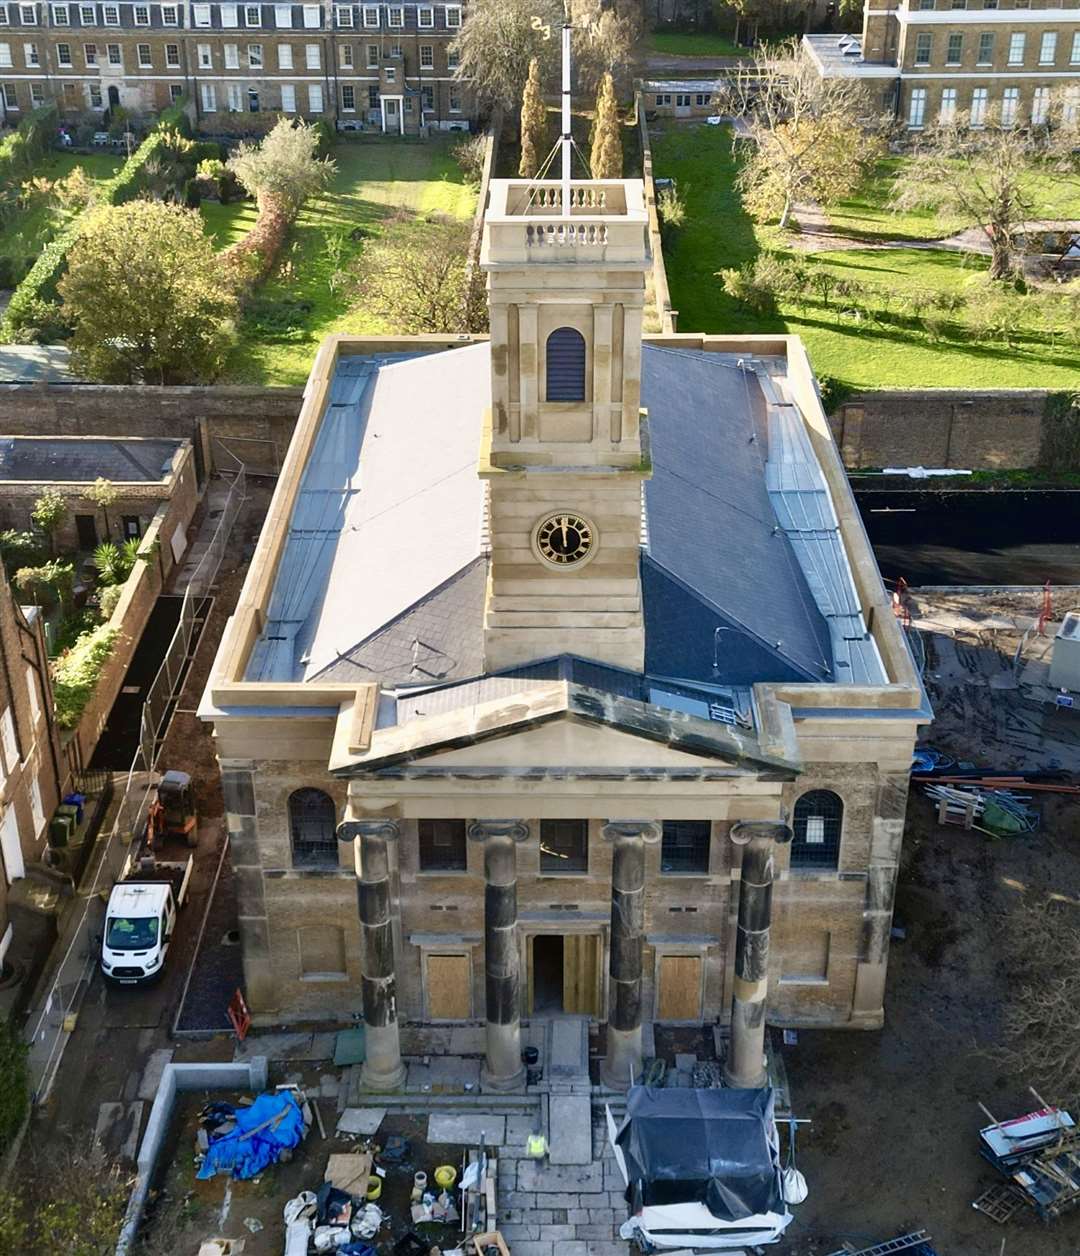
left=145, top=1090, right=471, bottom=1256
left=779, top=591, right=1080, bottom=1256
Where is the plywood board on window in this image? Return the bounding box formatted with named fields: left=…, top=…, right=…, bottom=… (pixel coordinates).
left=427, top=953, right=472, bottom=1020
left=657, top=954, right=702, bottom=1021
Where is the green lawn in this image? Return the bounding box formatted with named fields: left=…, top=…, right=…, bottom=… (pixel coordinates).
left=0, top=151, right=123, bottom=271
left=827, top=156, right=1080, bottom=243
left=200, top=198, right=260, bottom=250
left=651, top=123, right=1080, bottom=391
left=220, top=136, right=477, bottom=385
left=646, top=31, right=743, bottom=58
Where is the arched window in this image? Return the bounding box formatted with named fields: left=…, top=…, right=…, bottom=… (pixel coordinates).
left=288, top=788, right=338, bottom=868
left=545, top=327, right=586, bottom=402
left=791, top=790, right=843, bottom=870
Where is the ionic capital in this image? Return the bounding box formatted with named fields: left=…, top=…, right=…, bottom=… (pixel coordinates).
left=602, top=820, right=662, bottom=845
left=467, top=819, right=530, bottom=844
left=730, top=820, right=792, bottom=847
left=337, top=818, right=401, bottom=844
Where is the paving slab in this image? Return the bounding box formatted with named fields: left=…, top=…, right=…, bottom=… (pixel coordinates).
left=233, top=1032, right=334, bottom=1062
left=336, top=1106, right=386, bottom=1136
left=448, top=1025, right=486, bottom=1054
left=517, top=1159, right=604, bottom=1192
left=427, top=1113, right=506, bottom=1145
left=547, top=1017, right=589, bottom=1080
left=137, top=1048, right=174, bottom=1101
left=548, top=1094, right=592, bottom=1165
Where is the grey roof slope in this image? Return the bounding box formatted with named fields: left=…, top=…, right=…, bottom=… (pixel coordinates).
left=0, top=437, right=181, bottom=482
left=640, top=346, right=834, bottom=685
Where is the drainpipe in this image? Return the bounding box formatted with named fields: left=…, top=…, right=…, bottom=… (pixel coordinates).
left=723, top=819, right=792, bottom=1090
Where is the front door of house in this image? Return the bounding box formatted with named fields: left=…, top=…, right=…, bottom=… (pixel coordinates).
left=75, top=514, right=98, bottom=549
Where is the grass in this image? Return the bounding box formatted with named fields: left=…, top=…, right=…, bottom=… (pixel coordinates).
left=646, top=30, right=743, bottom=58
left=219, top=136, right=477, bottom=385
left=650, top=122, right=1080, bottom=391
left=827, top=157, right=1080, bottom=243
left=0, top=151, right=123, bottom=263
left=200, top=198, right=260, bottom=250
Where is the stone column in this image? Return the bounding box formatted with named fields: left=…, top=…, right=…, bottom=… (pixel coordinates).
left=471, top=821, right=528, bottom=1092
left=723, top=820, right=792, bottom=1090
left=340, top=818, right=407, bottom=1092
left=601, top=820, right=660, bottom=1090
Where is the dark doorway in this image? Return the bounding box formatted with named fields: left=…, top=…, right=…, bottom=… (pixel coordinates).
left=75, top=514, right=98, bottom=550
left=532, top=935, right=563, bottom=1014
left=107, top=85, right=120, bottom=107
left=248, top=88, right=259, bottom=112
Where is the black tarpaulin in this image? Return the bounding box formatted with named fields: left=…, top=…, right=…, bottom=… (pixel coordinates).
left=615, top=1086, right=783, bottom=1221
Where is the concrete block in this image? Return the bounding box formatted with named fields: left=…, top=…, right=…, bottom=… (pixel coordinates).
left=603, top=1160, right=626, bottom=1191
left=548, top=1095, right=592, bottom=1165
left=528, top=1191, right=580, bottom=1209
left=537, top=1225, right=576, bottom=1241
left=518, top=1161, right=604, bottom=1193
left=589, top=1207, right=616, bottom=1224
left=428, top=1113, right=506, bottom=1145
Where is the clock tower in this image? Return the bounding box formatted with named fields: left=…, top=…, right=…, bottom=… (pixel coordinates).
left=478, top=176, right=651, bottom=673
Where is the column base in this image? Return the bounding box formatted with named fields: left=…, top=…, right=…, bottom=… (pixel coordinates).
left=482, top=1020, right=526, bottom=1093
left=601, top=1025, right=642, bottom=1091
left=722, top=1061, right=768, bottom=1090
left=359, top=1059, right=407, bottom=1092
left=480, top=1063, right=526, bottom=1093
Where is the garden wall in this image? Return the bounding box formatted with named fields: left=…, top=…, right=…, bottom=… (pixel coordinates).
left=830, top=390, right=1051, bottom=471
left=69, top=443, right=200, bottom=767
left=636, top=92, right=677, bottom=335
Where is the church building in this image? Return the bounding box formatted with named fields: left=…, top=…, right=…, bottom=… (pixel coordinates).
left=200, top=167, right=929, bottom=1090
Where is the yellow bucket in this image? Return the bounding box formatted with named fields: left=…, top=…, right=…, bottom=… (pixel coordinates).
left=366, top=1175, right=382, bottom=1201
left=434, top=1164, right=457, bottom=1190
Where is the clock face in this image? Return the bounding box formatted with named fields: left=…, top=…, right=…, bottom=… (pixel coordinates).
left=535, top=512, right=595, bottom=567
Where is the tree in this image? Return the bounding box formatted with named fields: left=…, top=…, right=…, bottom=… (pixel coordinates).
left=227, top=117, right=336, bottom=218
left=725, top=39, right=884, bottom=229
left=0, top=1144, right=128, bottom=1255
left=590, top=72, right=622, bottom=178
left=452, top=0, right=561, bottom=114
left=519, top=57, right=549, bottom=178
left=451, top=0, right=642, bottom=115
left=350, top=211, right=488, bottom=335
left=86, top=477, right=118, bottom=542
left=31, top=488, right=67, bottom=556
left=58, top=200, right=238, bottom=385
left=892, top=103, right=1080, bottom=281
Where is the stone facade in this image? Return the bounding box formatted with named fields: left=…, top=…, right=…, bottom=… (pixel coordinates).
left=201, top=173, right=926, bottom=1082
left=806, top=0, right=1080, bottom=126
left=0, top=1, right=476, bottom=133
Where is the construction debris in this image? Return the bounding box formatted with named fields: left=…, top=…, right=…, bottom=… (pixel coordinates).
left=978, top=1095, right=1080, bottom=1222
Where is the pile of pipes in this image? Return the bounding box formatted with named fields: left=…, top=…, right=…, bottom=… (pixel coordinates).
left=922, top=782, right=1039, bottom=838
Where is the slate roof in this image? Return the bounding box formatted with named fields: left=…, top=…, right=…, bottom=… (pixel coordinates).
left=0, top=437, right=181, bottom=483
left=640, top=346, right=835, bottom=685
left=249, top=340, right=883, bottom=695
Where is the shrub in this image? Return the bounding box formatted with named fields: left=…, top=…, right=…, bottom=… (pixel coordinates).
left=0, top=1020, right=29, bottom=1156
left=452, top=134, right=488, bottom=187
left=0, top=530, right=42, bottom=575
left=97, top=582, right=124, bottom=621
left=0, top=103, right=57, bottom=192
left=51, top=623, right=118, bottom=729
left=13, top=560, right=74, bottom=610
left=227, top=117, right=335, bottom=219
left=92, top=541, right=128, bottom=586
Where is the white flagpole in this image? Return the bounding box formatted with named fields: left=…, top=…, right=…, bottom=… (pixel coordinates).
left=561, top=18, right=571, bottom=217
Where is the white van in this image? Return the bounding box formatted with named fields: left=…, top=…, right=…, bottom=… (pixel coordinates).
left=101, top=881, right=178, bottom=985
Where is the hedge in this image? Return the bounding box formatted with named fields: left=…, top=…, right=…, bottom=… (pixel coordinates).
left=0, top=99, right=196, bottom=340
left=0, top=102, right=57, bottom=193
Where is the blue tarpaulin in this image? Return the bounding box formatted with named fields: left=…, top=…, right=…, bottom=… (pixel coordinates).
left=197, top=1091, right=306, bottom=1181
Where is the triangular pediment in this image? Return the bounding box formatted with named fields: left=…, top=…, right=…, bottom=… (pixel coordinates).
left=330, top=679, right=799, bottom=777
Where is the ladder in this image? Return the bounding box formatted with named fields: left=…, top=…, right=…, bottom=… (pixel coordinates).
left=826, top=1232, right=934, bottom=1256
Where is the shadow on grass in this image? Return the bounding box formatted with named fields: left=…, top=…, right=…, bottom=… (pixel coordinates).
left=650, top=124, right=782, bottom=334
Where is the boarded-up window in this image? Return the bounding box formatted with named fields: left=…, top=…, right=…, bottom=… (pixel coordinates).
left=781, top=930, right=830, bottom=984
left=426, top=953, right=471, bottom=1019
left=298, top=925, right=347, bottom=979
left=656, top=954, right=702, bottom=1021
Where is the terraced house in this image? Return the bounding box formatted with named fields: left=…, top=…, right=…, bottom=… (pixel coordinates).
left=805, top=0, right=1080, bottom=128
left=0, top=0, right=475, bottom=133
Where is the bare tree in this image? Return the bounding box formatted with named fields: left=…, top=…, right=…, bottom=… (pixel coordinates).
left=349, top=212, right=488, bottom=335
left=725, top=39, right=884, bottom=230
left=994, top=895, right=1080, bottom=1099
left=892, top=101, right=1080, bottom=281
left=452, top=0, right=642, bottom=115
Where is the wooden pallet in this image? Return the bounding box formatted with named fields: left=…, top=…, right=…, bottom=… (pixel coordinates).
left=972, top=1182, right=1027, bottom=1224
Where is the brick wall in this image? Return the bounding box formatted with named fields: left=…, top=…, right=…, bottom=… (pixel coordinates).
left=830, top=389, right=1049, bottom=470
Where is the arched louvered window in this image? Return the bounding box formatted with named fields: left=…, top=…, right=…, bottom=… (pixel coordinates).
left=545, top=327, right=586, bottom=402
left=289, top=788, right=338, bottom=868
left=791, top=790, right=843, bottom=870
